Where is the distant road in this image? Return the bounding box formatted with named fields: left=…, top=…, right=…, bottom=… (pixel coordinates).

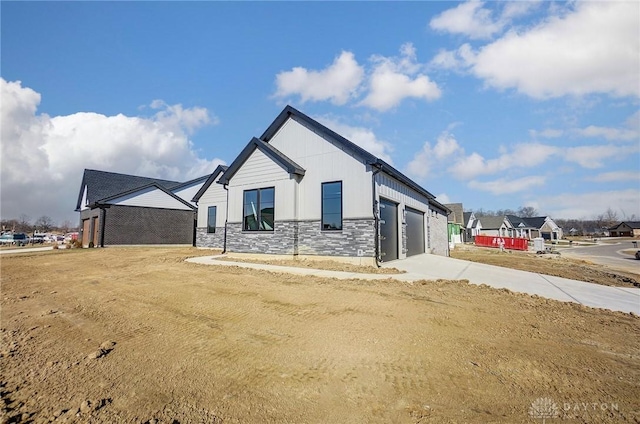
left=562, top=241, right=639, bottom=275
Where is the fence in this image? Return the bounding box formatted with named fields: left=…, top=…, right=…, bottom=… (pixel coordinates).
left=474, top=235, right=529, bottom=251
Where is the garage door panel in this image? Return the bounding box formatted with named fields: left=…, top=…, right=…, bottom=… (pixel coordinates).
left=406, top=207, right=425, bottom=257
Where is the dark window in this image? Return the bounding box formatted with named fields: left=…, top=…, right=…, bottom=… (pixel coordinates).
left=243, top=187, right=275, bottom=231
left=322, top=181, right=342, bottom=230
left=207, top=206, right=217, bottom=233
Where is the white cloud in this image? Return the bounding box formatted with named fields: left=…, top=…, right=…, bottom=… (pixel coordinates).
left=431, top=2, right=640, bottom=99
left=315, top=116, right=393, bottom=164
left=585, top=171, right=640, bottom=183
left=406, top=131, right=462, bottom=180
left=435, top=192, right=451, bottom=204
left=360, top=43, right=441, bottom=111
left=274, top=51, right=364, bottom=105
left=468, top=176, right=546, bottom=195
left=574, top=125, right=638, bottom=142
left=274, top=44, right=441, bottom=112
left=564, top=145, right=639, bottom=169
left=538, top=189, right=640, bottom=219
left=0, top=78, right=224, bottom=224
left=429, top=0, right=503, bottom=40
left=531, top=111, right=640, bottom=141
left=449, top=143, right=559, bottom=179
left=473, top=2, right=639, bottom=98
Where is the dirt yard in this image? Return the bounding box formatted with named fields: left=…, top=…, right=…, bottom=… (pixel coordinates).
left=451, top=245, right=640, bottom=288
left=1, top=248, right=639, bottom=423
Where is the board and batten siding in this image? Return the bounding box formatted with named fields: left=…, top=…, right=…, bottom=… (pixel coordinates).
left=226, top=148, right=297, bottom=222
left=267, top=117, right=372, bottom=220
left=107, top=187, right=193, bottom=210
left=173, top=181, right=206, bottom=207
left=196, top=180, right=227, bottom=229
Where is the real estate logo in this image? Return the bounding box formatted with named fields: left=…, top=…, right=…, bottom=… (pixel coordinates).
left=529, top=397, right=559, bottom=423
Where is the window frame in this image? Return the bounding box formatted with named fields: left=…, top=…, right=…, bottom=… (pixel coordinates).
left=242, top=187, right=275, bottom=232
left=207, top=206, right=217, bottom=234
left=321, top=181, right=343, bottom=231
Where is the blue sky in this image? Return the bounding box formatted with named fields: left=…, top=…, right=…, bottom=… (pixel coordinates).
left=1, top=1, right=639, bottom=225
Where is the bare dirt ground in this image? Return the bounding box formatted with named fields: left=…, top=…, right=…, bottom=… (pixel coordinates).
left=1, top=247, right=639, bottom=423
left=451, top=245, right=640, bottom=288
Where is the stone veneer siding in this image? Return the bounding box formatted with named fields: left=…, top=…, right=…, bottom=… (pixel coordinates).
left=195, top=227, right=225, bottom=249
left=225, top=218, right=376, bottom=257
left=102, top=205, right=195, bottom=245
left=429, top=212, right=449, bottom=256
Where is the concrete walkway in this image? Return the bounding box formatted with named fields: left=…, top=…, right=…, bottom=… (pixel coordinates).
left=186, top=254, right=640, bottom=314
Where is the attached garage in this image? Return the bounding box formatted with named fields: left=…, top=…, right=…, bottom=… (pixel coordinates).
left=379, top=198, right=398, bottom=262
left=405, top=207, right=425, bottom=257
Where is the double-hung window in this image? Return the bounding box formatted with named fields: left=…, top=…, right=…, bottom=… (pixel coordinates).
left=243, top=187, right=275, bottom=231
left=321, top=181, right=342, bottom=230
left=207, top=206, right=217, bottom=233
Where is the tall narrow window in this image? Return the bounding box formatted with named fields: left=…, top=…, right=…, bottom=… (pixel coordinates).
left=322, top=181, right=342, bottom=230
left=207, top=206, right=217, bottom=233
left=243, top=187, right=275, bottom=231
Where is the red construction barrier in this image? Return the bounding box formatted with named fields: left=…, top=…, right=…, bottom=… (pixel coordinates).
left=474, top=235, right=529, bottom=251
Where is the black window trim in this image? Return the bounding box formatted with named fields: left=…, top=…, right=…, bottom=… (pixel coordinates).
left=242, top=186, right=275, bottom=232
left=207, top=205, right=217, bottom=234
left=321, top=180, right=343, bottom=231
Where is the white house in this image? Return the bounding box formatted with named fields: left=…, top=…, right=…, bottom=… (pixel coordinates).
left=192, top=106, right=450, bottom=264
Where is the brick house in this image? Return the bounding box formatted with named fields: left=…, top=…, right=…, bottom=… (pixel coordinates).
left=193, top=105, right=450, bottom=264
left=75, top=169, right=207, bottom=247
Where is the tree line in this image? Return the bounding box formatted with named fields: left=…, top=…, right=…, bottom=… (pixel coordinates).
left=0, top=215, right=78, bottom=234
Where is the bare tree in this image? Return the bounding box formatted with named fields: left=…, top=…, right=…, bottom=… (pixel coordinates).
left=34, top=215, right=55, bottom=232
left=603, top=208, right=618, bottom=227
left=60, top=220, right=74, bottom=234
left=518, top=206, right=538, bottom=217
left=18, top=214, right=32, bottom=232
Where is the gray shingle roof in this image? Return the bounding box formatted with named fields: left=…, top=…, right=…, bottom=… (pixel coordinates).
left=477, top=215, right=505, bottom=230
left=522, top=216, right=547, bottom=229
left=75, top=169, right=181, bottom=211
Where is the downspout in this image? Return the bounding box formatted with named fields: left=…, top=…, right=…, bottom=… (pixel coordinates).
left=371, top=165, right=382, bottom=267
left=222, top=183, right=229, bottom=254
left=99, top=206, right=106, bottom=248
left=193, top=201, right=198, bottom=247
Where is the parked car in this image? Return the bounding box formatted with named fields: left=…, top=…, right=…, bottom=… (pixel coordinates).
left=32, top=234, right=45, bottom=244
left=0, top=233, right=29, bottom=246
left=12, top=233, right=29, bottom=246
left=0, top=234, right=14, bottom=245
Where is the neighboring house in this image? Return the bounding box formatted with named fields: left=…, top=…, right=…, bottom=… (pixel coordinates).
left=475, top=215, right=509, bottom=237
left=75, top=169, right=207, bottom=247
left=463, top=211, right=478, bottom=240
left=524, top=216, right=563, bottom=240
left=609, top=221, right=640, bottom=237
left=504, top=215, right=538, bottom=239
left=444, top=203, right=465, bottom=245
left=193, top=105, right=450, bottom=263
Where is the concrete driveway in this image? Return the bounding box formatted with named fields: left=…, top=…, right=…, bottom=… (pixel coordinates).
left=384, top=254, right=639, bottom=314
left=189, top=253, right=640, bottom=314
